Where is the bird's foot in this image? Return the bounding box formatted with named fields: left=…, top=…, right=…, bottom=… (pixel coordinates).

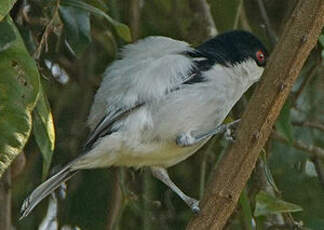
left=176, top=132, right=196, bottom=147
left=186, top=198, right=200, bottom=213
left=224, top=120, right=240, bottom=142
left=224, top=126, right=235, bottom=142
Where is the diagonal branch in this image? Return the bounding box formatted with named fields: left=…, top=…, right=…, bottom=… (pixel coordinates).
left=187, top=0, right=324, bottom=229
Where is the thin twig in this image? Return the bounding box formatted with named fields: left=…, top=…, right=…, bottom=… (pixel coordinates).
left=129, top=0, right=141, bottom=41
left=256, top=0, right=278, bottom=45
left=233, top=0, right=243, bottom=29
left=266, top=222, right=304, bottom=230
left=293, top=60, right=320, bottom=105
left=239, top=4, right=252, bottom=32
left=33, top=0, right=61, bottom=59
left=199, top=137, right=219, bottom=199
left=312, top=157, right=324, bottom=189
left=143, top=169, right=153, bottom=230
left=189, top=0, right=218, bottom=38
left=271, top=131, right=324, bottom=160
left=106, top=168, right=124, bottom=230
left=292, top=121, right=324, bottom=132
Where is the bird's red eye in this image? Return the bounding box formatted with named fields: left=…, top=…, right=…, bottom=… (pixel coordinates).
left=256, top=50, right=265, bottom=66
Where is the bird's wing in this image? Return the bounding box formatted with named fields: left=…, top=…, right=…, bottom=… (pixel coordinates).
left=85, top=36, right=205, bottom=150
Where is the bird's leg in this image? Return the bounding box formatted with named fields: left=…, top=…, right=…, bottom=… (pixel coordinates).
left=176, top=119, right=240, bottom=147
left=150, top=167, right=200, bottom=213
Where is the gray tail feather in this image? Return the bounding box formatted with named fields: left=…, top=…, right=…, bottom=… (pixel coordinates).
left=20, top=163, right=78, bottom=219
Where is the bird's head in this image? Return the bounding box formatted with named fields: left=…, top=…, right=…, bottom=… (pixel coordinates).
left=188, top=30, right=269, bottom=85
left=196, top=30, right=268, bottom=67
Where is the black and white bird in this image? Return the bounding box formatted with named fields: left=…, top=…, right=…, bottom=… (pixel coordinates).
left=20, top=30, right=268, bottom=218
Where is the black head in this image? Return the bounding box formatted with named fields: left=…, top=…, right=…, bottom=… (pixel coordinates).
left=190, top=30, right=268, bottom=68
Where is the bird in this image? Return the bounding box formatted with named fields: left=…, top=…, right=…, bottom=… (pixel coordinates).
left=20, top=30, right=268, bottom=218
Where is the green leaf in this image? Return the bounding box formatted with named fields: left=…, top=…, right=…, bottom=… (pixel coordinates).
left=32, top=83, right=55, bottom=180
left=62, top=0, right=132, bottom=42
left=319, top=34, right=324, bottom=48
left=239, top=188, right=253, bottom=230
left=59, top=5, right=92, bottom=57
left=275, top=100, right=294, bottom=143
left=0, top=17, right=16, bottom=51
left=112, top=22, right=132, bottom=43
left=85, top=0, right=109, bottom=12
left=0, top=0, right=17, bottom=21
left=261, top=149, right=280, bottom=193
left=254, top=191, right=302, bottom=217
left=0, top=16, right=40, bottom=178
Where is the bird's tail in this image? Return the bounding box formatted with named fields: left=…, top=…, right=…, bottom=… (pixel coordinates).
left=20, top=163, right=78, bottom=219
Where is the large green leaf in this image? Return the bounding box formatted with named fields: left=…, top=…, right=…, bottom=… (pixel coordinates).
left=59, top=5, right=92, bottom=57
left=0, top=16, right=40, bottom=178
left=32, top=83, right=55, bottom=180
left=0, top=0, right=17, bottom=21
left=254, top=191, right=302, bottom=217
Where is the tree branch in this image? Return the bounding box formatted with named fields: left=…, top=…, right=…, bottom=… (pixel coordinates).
left=292, top=121, right=324, bottom=132
left=256, top=0, right=278, bottom=45
left=106, top=168, right=124, bottom=230
left=233, top=0, right=243, bottom=30
left=128, top=0, right=141, bottom=40
left=187, top=1, right=324, bottom=229
left=293, top=58, right=320, bottom=105
left=188, top=0, right=217, bottom=43
left=271, top=131, right=324, bottom=160
left=33, top=0, right=61, bottom=59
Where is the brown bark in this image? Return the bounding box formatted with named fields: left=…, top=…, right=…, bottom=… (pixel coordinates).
left=187, top=0, right=324, bottom=229
left=106, top=168, right=124, bottom=230
left=128, top=0, right=141, bottom=41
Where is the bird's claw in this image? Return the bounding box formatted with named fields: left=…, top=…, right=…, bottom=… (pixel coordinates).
left=191, top=201, right=200, bottom=214
left=187, top=198, right=200, bottom=213
left=176, top=133, right=196, bottom=147
left=224, top=121, right=239, bottom=142
left=224, top=127, right=235, bottom=142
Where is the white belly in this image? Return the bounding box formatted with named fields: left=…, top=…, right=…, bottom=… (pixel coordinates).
left=72, top=129, right=209, bottom=170
left=115, top=138, right=209, bottom=168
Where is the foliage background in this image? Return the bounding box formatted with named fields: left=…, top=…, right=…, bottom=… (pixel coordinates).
left=0, top=0, right=323, bottom=229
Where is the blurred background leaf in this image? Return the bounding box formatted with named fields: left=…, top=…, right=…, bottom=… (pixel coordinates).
left=254, top=191, right=302, bottom=217
left=32, top=83, right=55, bottom=180
left=61, top=0, right=132, bottom=42
left=59, top=5, right=91, bottom=57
